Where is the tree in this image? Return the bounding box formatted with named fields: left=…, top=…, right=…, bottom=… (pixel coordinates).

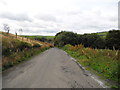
left=3, top=24, right=10, bottom=34
left=54, top=31, right=78, bottom=47
left=81, top=34, right=105, bottom=49
left=106, top=30, right=120, bottom=50
left=54, top=31, right=106, bottom=49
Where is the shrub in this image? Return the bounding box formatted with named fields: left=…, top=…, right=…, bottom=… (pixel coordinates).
left=33, top=43, right=41, bottom=48
left=54, top=31, right=78, bottom=47
left=106, top=30, right=120, bottom=50
left=2, top=48, right=12, bottom=56
left=63, top=44, right=72, bottom=50
left=70, top=44, right=84, bottom=51
left=17, top=42, right=32, bottom=51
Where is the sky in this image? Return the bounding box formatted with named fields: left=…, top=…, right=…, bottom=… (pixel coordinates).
left=0, top=0, right=119, bottom=36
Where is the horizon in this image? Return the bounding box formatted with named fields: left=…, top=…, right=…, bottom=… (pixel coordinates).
left=1, top=29, right=112, bottom=36
left=21, top=30, right=110, bottom=36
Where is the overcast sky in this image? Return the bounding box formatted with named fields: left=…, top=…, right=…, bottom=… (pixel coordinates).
left=0, top=0, right=119, bottom=36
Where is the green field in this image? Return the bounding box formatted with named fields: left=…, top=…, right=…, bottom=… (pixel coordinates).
left=96, top=31, right=108, bottom=38
left=22, top=35, right=55, bottom=39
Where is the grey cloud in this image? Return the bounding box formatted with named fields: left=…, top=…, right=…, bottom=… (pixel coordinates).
left=20, top=23, right=46, bottom=29
left=20, top=21, right=58, bottom=30
left=68, top=21, right=112, bottom=32
left=36, top=14, right=57, bottom=22
left=0, top=12, right=32, bottom=22
left=23, top=28, right=58, bottom=34
left=86, top=25, right=109, bottom=30
left=40, top=30, right=58, bottom=33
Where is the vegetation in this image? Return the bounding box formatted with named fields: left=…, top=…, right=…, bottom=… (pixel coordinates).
left=54, top=30, right=120, bottom=87
left=54, top=31, right=78, bottom=46
left=78, top=33, right=105, bottom=49
left=106, top=30, right=120, bottom=50
left=54, top=30, right=120, bottom=50
left=2, top=47, right=50, bottom=71
left=1, top=32, right=53, bottom=71
left=22, top=35, right=54, bottom=43
left=1, top=29, right=120, bottom=87
left=96, top=31, right=108, bottom=39
left=62, top=44, right=119, bottom=86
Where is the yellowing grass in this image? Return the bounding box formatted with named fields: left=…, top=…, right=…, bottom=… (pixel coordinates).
left=1, top=32, right=53, bottom=70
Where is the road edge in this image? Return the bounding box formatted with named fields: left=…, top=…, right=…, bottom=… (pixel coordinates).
left=62, top=50, right=109, bottom=88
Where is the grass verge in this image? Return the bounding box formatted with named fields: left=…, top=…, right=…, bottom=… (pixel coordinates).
left=2, top=47, right=50, bottom=71
left=62, top=44, right=119, bottom=88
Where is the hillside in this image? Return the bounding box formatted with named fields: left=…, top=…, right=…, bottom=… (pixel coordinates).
left=1, top=32, right=53, bottom=47
left=96, top=31, right=108, bottom=38
left=1, top=31, right=53, bottom=70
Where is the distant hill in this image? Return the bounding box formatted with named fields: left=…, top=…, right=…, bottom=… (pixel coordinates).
left=22, top=35, right=55, bottom=44
left=22, top=35, right=55, bottom=39
left=96, top=31, right=108, bottom=39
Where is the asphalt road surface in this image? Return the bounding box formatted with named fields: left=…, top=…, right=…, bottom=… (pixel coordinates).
left=3, top=48, right=103, bottom=88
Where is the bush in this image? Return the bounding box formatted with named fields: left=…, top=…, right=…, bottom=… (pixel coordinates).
left=2, top=39, right=33, bottom=56
left=2, top=48, right=12, bottom=56
left=54, top=31, right=105, bottom=49
left=17, top=42, right=32, bottom=51
left=54, top=31, right=78, bottom=47
left=80, top=34, right=105, bottom=49
left=33, top=43, right=41, bottom=48
left=106, top=30, right=120, bottom=50
left=63, top=44, right=72, bottom=50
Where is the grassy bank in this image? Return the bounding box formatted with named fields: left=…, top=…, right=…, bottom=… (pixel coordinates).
left=62, top=44, right=119, bottom=87
left=2, top=47, right=50, bottom=71
left=1, top=32, right=53, bottom=71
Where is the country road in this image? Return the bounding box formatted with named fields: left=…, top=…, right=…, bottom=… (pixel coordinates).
left=3, top=48, right=104, bottom=88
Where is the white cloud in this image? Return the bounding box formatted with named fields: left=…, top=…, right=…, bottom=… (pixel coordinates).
left=0, top=12, right=32, bottom=22
left=0, top=0, right=119, bottom=35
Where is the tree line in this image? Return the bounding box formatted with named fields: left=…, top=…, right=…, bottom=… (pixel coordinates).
left=54, top=30, right=120, bottom=50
